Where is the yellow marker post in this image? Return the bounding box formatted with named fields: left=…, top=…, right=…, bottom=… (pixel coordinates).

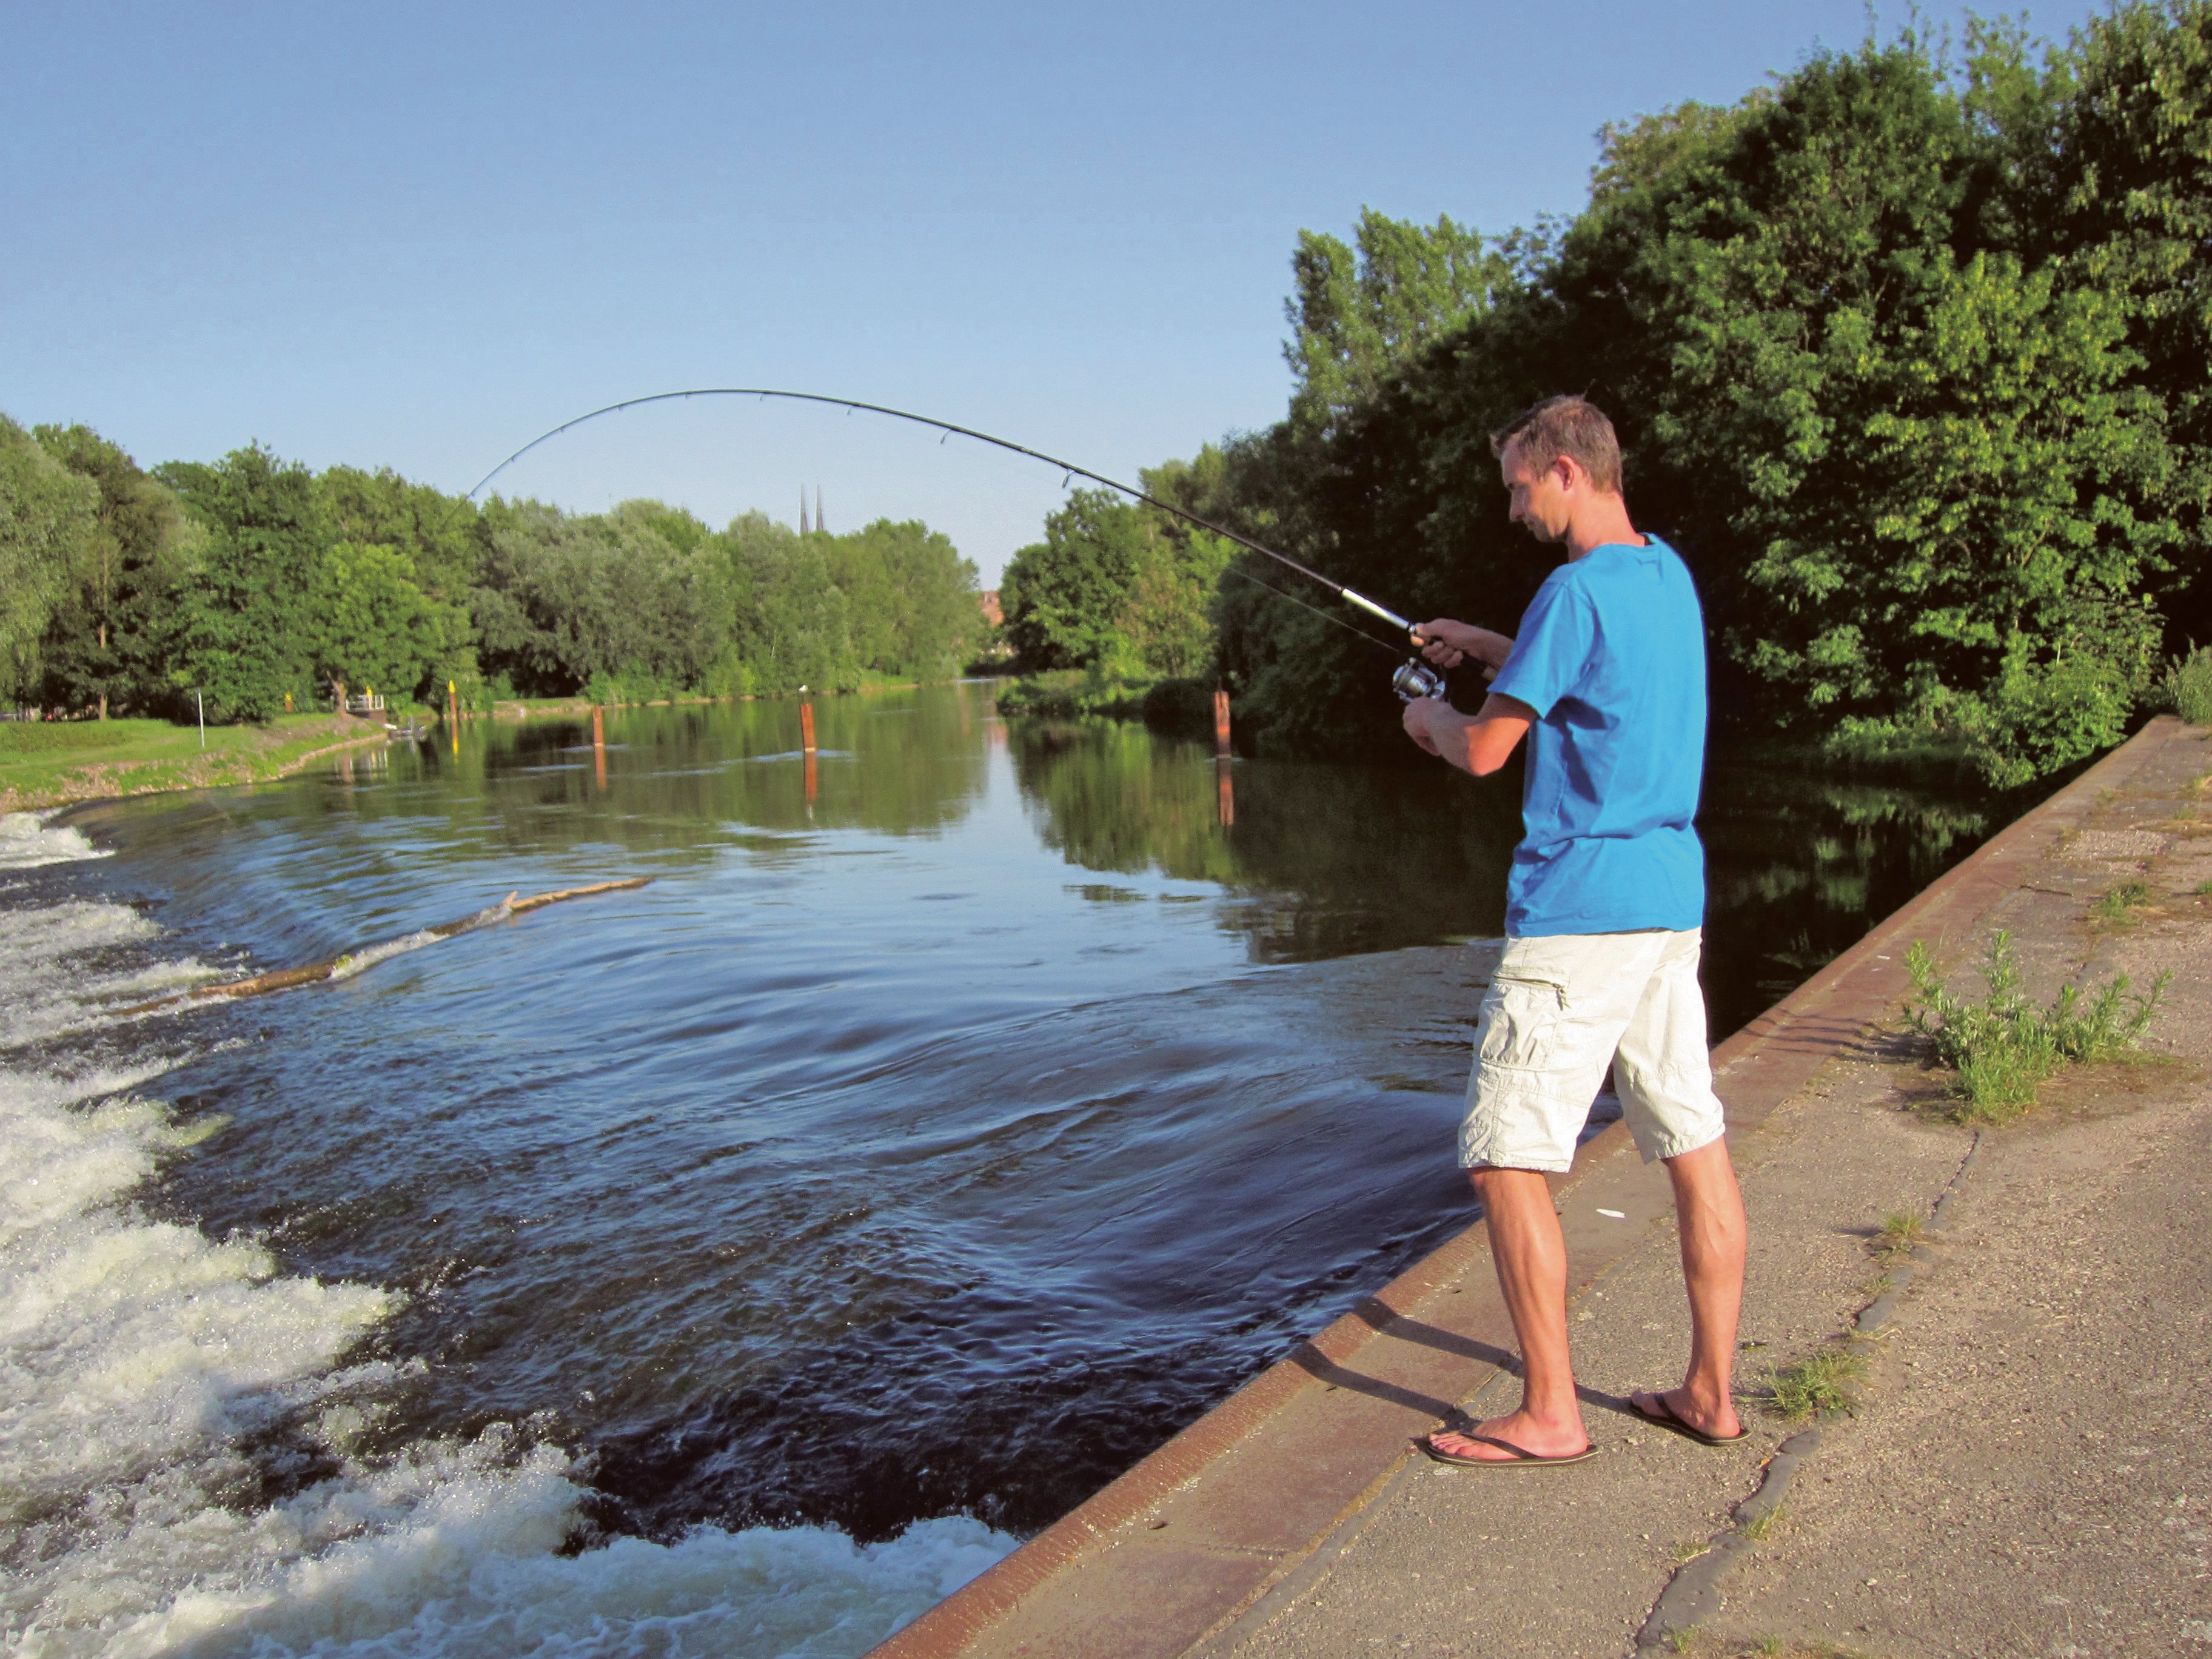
left=448, top=680, right=460, bottom=754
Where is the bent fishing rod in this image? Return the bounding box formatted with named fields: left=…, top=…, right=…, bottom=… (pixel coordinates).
left=468, top=389, right=1450, bottom=702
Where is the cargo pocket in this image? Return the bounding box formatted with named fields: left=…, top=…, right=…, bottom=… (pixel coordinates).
left=1475, top=974, right=1569, bottom=1071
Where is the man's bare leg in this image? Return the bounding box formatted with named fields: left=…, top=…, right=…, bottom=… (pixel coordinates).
left=1426, top=1167, right=1589, bottom=1461
left=1632, top=1135, right=1747, bottom=1437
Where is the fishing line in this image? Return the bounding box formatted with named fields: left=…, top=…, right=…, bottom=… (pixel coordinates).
left=1216, top=565, right=1407, bottom=658
left=467, top=387, right=1428, bottom=642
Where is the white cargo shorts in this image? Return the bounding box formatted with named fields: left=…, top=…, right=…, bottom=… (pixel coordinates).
left=1460, top=928, right=1727, bottom=1173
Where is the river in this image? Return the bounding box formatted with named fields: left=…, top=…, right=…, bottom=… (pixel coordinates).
left=1, top=683, right=2020, bottom=1657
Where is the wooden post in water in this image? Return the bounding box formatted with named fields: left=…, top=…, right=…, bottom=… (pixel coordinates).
left=447, top=680, right=460, bottom=755
left=592, top=705, right=607, bottom=790
left=1213, top=685, right=1232, bottom=757
left=801, top=702, right=819, bottom=804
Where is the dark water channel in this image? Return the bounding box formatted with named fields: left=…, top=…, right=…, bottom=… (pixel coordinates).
left=3, top=682, right=2032, bottom=1655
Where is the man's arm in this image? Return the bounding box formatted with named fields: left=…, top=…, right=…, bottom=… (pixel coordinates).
left=1402, top=692, right=1534, bottom=777
left=1412, top=618, right=1514, bottom=676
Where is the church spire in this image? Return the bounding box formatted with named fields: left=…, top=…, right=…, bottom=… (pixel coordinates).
left=800, top=489, right=810, bottom=537
left=816, top=484, right=825, bottom=537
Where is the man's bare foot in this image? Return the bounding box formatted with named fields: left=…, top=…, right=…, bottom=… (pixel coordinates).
left=1629, top=1386, right=1744, bottom=1444
left=1424, top=1407, right=1589, bottom=1464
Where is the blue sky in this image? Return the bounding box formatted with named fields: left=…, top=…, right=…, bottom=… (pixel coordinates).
left=7, top=1, right=2103, bottom=583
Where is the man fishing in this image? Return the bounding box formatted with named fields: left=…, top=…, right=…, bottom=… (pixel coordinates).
left=1399, top=395, right=1749, bottom=1466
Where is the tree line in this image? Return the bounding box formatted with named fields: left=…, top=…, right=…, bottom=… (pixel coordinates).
left=1002, top=3, right=2211, bottom=785
left=0, top=421, right=982, bottom=722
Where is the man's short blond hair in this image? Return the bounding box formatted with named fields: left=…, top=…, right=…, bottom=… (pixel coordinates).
left=1489, top=396, right=1624, bottom=496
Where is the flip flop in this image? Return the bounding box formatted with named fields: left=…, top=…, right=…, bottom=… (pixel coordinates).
left=1629, top=1390, right=1751, bottom=1446
left=1420, top=1431, right=1598, bottom=1469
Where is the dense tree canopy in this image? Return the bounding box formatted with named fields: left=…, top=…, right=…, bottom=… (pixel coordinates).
left=0, top=427, right=982, bottom=721
left=1043, top=3, right=2212, bottom=784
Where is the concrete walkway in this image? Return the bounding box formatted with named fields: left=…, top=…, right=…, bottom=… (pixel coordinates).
left=1208, top=720, right=2212, bottom=1659
left=873, top=717, right=2212, bottom=1659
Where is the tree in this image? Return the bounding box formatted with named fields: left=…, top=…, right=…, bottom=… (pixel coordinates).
left=2034, top=0, right=2212, bottom=640
left=1285, top=209, right=1513, bottom=437
left=33, top=423, right=190, bottom=718
left=0, top=415, right=98, bottom=706
left=1001, top=491, right=1148, bottom=672
left=318, top=464, right=485, bottom=692
left=312, top=541, right=446, bottom=702
left=155, top=445, right=329, bottom=721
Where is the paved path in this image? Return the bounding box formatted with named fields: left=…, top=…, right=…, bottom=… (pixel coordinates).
left=1207, top=722, right=2212, bottom=1659
left=873, top=718, right=2212, bottom=1659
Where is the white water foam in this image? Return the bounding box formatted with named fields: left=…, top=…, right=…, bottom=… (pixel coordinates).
left=0, top=809, right=113, bottom=870
left=1, top=889, right=1017, bottom=1657
left=0, top=897, right=225, bottom=1047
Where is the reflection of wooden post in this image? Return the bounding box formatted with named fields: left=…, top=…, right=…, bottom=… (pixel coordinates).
left=1213, top=685, right=1232, bottom=756
left=1216, top=756, right=1235, bottom=828
left=805, top=749, right=819, bottom=803
left=592, top=705, right=607, bottom=789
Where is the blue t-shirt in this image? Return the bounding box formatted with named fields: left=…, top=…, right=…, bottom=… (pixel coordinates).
left=1486, top=537, right=1707, bottom=936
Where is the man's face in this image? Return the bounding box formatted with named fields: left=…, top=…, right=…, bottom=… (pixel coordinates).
left=1500, top=440, right=1571, bottom=544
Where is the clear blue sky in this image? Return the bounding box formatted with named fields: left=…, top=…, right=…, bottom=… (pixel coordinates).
left=5, top=1, right=2103, bottom=585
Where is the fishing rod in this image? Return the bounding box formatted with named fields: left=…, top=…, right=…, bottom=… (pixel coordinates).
left=469, top=389, right=1449, bottom=702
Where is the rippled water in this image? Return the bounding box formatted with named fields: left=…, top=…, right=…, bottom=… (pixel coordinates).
left=1, top=686, right=2029, bottom=1655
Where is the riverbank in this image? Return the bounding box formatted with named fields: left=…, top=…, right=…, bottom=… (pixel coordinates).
left=0, top=713, right=391, bottom=814
left=869, top=716, right=2211, bottom=1658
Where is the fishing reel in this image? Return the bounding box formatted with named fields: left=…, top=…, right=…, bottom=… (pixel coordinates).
left=1392, top=659, right=1447, bottom=703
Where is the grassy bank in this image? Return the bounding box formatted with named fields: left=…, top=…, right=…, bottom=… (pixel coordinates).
left=0, top=716, right=389, bottom=814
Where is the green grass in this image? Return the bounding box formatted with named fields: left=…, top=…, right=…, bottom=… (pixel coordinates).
left=1905, top=931, right=2170, bottom=1121
left=0, top=715, right=379, bottom=811
left=1740, top=1506, right=1786, bottom=1542
left=1769, top=1347, right=1867, bottom=1422
left=1871, top=1212, right=1927, bottom=1263
left=0, top=722, right=135, bottom=757
left=2193, top=878, right=2212, bottom=897
left=2091, top=879, right=2153, bottom=927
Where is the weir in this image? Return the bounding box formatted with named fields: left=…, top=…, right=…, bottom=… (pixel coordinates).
left=867, top=716, right=2211, bottom=1658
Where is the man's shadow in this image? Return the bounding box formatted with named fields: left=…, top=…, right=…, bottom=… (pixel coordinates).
left=1285, top=1294, right=1637, bottom=1427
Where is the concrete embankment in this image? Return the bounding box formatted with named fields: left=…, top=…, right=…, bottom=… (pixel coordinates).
left=870, top=716, right=2212, bottom=1659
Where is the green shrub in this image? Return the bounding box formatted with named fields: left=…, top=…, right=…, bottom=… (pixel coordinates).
left=2160, top=644, right=2212, bottom=726
left=1905, top=931, right=2168, bottom=1121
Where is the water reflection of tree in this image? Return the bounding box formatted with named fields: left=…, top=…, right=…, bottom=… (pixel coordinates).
left=1005, top=719, right=1525, bottom=962
left=290, top=687, right=992, bottom=862
left=1011, top=717, right=2037, bottom=1030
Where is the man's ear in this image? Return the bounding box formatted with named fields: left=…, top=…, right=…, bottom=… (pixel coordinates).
left=1552, top=455, right=1584, bottom=494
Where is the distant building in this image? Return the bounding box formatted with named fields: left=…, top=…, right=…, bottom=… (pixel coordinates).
left=979, top=590, right=1004, bottom=628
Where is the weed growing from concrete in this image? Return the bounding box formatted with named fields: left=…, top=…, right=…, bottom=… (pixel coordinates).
left=1871, top=1212, right=1926, bottom=1262
left=2195, top=878, right=2212, bottom=896
left=1905, top=931, right=2170, bottom=1120
left=1768, top=1346, right=1866, bottom=1421
left=1740, top=1506, right=1786, bottom=1542
left=2091, top=879, right=2153, bottom=926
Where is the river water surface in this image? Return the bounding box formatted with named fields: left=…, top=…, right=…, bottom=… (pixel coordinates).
left=2, top=685, right=2023, bottom=1657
